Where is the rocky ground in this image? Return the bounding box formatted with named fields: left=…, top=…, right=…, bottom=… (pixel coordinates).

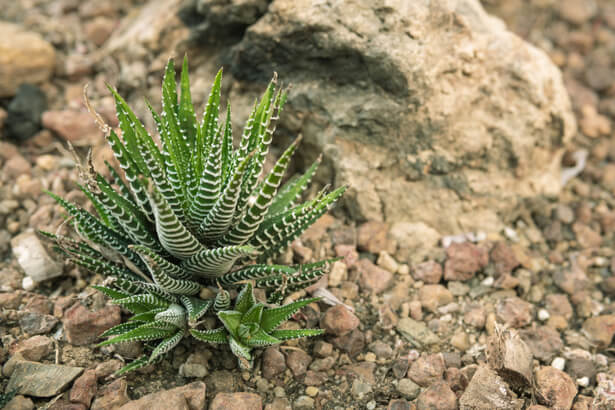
left=2, top=0, right=615, bottom=409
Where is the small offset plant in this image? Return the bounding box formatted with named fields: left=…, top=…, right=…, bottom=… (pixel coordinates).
left=43, top=56, right=345, bottom=373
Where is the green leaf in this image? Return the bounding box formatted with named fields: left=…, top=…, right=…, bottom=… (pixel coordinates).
left=217, top=310, right=242, bottom=340
left=260, top=298, right=320, bottom=333
left=97, top=322, right=176, bottom=347
left=190, top=327, right=228, bottom=344
left=149, top=328, right=184, bottom=363
left=241, top=303, right=264, bottom=325
left=234, top=283, right=255, bottom=314
left=180, top=295, right=213, bottom=322
left=269, top=328, right=324, bottom=341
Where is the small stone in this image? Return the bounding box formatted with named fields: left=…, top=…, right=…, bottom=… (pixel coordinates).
left=91, top=379, right=130, bottom=410
left=357, top=259, right=393, bottom=294
left=378, top=305, right=398, bottom=330
left=407, top=353, right=445, bottom=387
left=538, top=309, right=550, bottom=321
left=117, top=382, right=205, bottom=410
left=357, top=221, right=390, bottom=254
left=179, top=351, right=210, bottom=378
left=69, top=369, right=97, bottom=407
left=416, top=381, right=457, bottom=410
left=551, top=357, right=566, bottom=371
left=566, top=357, right=597, bottom=383
left=321, top=305, right=360, bottom=336
left=377, top=251, right=399, bottom=273
left=10, top=335, right=53, bottom=361
left=396, top=318, right=441, bottom=348
left=63, top=303, right=121, bottom=345
left=444, top=242, right=488, bottom=281
left=490, top=242, right=519, bottom=276
left=42, top=110, right=101, bottom=146
left=313, top=341, right=333, bottom=357
left=293, top=395, right=314, bottom=410
left=84, top=16, right=114, bottom=46
left=519, top=327, right=563, bottom=363
left=265, top=398, right=291, bottom=410
left=3, top=395, right=34, bottom=410
left=463, top=304, right=486, bottom=329
left=328, top=260, right=347, bottom=287
left=418, top=284, right=453, bottom=313
left=11, top=232, right=62, bottom=283
left=572, top=222, right=602, bottom=248
left=305, top=386, right=318, bottom=397
left=5, top=84, right=47, bottom=141
left=459, top=366, right=522, bottom=410
left=495, top=297, right=533, bottom=328
left=412, top=261, right=442, bottom=284
left=95, top=359, right=122, bottom=379
left=262, top=347, right=286, bottom=379
left=286, top=350, right=312, bottom=377
left=351, top=379, right=372, bottom=400
left=535, top=366, right=577, bottom=409
left=559, top=0, right=597, bottom=24
left=7, top=362, right=83, bottom=397
left=331, top=329, right=365, bottom=357
left=387, top=399, right=410, bottom=410
left=210, top=392, right=262, bottom=410
left=369, top=340, right=393, bottom=359
left=582, top=315, right=615, bottom=347
left=397, top=378, right=420, bottom=400
left=0, top=292, right=23, bottom=309
left=304, top=370, right=327, bottom=386
left=19, top=312, right=58, bottom=335
left=450, top=331, right=470, bottom=352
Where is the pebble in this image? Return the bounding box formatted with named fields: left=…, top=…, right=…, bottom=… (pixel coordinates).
left=321, top=305, right=360, bottom=336
left=369, top=340, right=393, bottom=359
left=396, top=318, right=440, bottom=348
left=179, top=351, right=209, bottom=378
left=407, top=354, right=445, bottom=387
left=443, top=242, right=488, bottom=281
left=331, top=329, right=365, bottom=357
left=490, top=242, right=519, bottom=276
left=450, top=331, right=470, bottom=351
left=416, top=381, right=457, bottom=410
left=396, top=378, right=420, bottom=400
left=418, top=284, right=453, bottom=312
left=566, top=357, right=597, bottom=383
left=357, top=259, right=393, bottom=294
left=19, top=312, right=58, bottom=335
left=10, top=335, right=53, bottom=361
left=262, top=347, right=286, bottom=379
left=387, top=399, right=410, bottom=410
left=7, top=361, right=83, bottom=397
left=117, top=381, right=205, bottom=410
left=582, top=315, right=615, bottom=347
left=293, top=395, right=315, bottom=410
left=3, top=395, right=34, bottom=410
left=305, top=386, right=319, bottom=397
left=545, top=293, right=573, bottom=319
left=69, top=369, right=97, bottom=407
left=286, top=349, right=312, bottom=376
left=313, top=341, right=333, bottom=358
left=11, top=232, right=62, bottom=283
left=63, top=303, right=121, bottom=345
left=538, top=309, right=550, bottom=321
left=351, top=379, right=372, bottom=400
left=559, top=0, right=597, bottom=25
left=519, top=326, right=563, bottom=363
left=535, top=366, right=577, bottom=409
left=210, top=392, right=261, bottom=410
left=377, top=251, right=399, bottom=273
left=91, top=379, right=130, bottom=410
left=328, top=260, right=347, bottom=287
left=495, top=297, right=533, bottom=328
left=5, top=84, right=47, bottom=141
left=266, top=397, right=290, bottom=410
left=551, top=357, right=566, bottom=371
left=42, top=110, right=102, bottom=146
left=357, top=221, right=391, bottom=254
left=412, top=261, right=442, bottom=284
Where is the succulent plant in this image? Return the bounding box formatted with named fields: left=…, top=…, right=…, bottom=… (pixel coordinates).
left=43, top=56, right=344, bottom=374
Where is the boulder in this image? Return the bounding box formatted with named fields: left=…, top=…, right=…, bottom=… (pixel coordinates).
left=227, top=0, right=575, bottom=244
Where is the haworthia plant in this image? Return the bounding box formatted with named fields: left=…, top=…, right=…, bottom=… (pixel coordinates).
left=43, top=56, right=345, bottom=373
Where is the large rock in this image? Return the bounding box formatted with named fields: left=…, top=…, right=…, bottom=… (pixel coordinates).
left=0, top=22, right=55, bottom=97
left=228, top=0, right=575, bottom=243
left=10, top=231, right=62, bottom=284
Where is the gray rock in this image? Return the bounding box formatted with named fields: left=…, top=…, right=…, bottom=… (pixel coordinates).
left=10, top=232, right=62, bottom=283
left=396, top=318, right=440, bottom=348
left=18, top=312, right=58, bottom=335
left=459, top=366, right=523, bottom=410
left=7, top=361, right=83, bottom=398
left=228, top=0, right=575, bottom=247
left=397, top=378, right=420, bottom=400
left=6, top=84, right=46, bottom=141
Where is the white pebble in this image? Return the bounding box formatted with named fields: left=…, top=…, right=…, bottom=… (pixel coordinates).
left=22, top=276, right=36, bottom=291
left=577, top=377, right=589, bottom=387
left=551, top=357, right=566, bottom=371
left=481, top=277, right=494, bottom=287
left=538, top=309, right=550, bottom=321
